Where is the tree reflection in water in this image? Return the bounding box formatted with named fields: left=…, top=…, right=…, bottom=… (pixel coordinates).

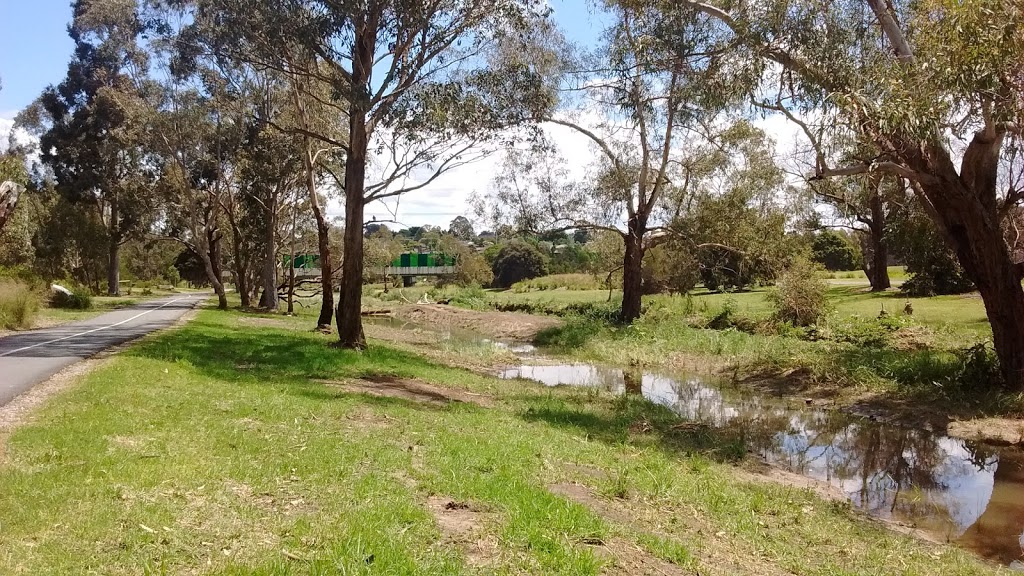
left=499, top=359, right=1024, bottom=565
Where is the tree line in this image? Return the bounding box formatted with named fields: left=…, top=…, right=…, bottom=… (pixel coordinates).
left=0, top=0, right=1021, bottom=388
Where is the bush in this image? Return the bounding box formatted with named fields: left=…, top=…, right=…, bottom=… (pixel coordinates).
left=811, top=230, right=862, bottom=271
left=491, top=240, right=549, bottom=288
left=51, top=286, right=94, bottom=310
left=830, top=314, right=910, bottom=348
left=511, top=274, right=603, bottom=292
left=0, top=280, right=40, bottom=329
left=767, top=257, right=830, bottom=327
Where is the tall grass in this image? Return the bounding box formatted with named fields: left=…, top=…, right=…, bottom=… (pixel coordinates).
left=511, top=273, right=605, bottom=292
left=0, top=280, right=40, bottom=330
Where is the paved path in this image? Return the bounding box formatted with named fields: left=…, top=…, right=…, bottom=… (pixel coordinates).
left=0, top=293, right=206, bottom=407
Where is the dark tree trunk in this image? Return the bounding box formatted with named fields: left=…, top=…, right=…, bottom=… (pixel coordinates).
left=107, top=198, right=120, bottom=296
left=108, top=236, right=121, bottom=296
left=335, top=19, right=376, bottom=349
left=226, top=213, right=250, bottom=308
left=259, top=194, right=278, bottom=310
left=910, top=135, right=1024, bottom=390
left=620, top=218, right=646, bottom=323
left=336, top=136, right=367, bottom=348
left=866, top=193, right=891, bottom=291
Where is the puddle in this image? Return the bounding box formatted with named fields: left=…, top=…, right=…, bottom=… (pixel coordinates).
left=502, top=362, right=1024, bottom=568
left=370, top=316, right=1024, bottom=568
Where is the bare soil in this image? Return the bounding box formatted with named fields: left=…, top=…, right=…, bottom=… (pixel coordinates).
left=948, top=418, right=1024, bottom=446
left=393, top=304, right=561, bottom=341
left=425, top=496, right=500, bottom=568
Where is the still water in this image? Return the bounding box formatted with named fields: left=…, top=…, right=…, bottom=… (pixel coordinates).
left=369, top=317, right=1024, bottom=567
left=500, top=362, right=1024, bottom=568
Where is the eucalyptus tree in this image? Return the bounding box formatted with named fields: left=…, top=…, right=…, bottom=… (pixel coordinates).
left=150, top=87, right=231, bottom=309
left=31, top=0, right=158, bottom=295
left=658, top=0, right=1024, bottom=387
left=484, top=2, right=764, bottom=320
left=185, top=0, right=553, bottom=347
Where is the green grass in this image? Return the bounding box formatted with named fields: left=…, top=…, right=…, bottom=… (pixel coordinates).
left=0, top=306, right=1004, bottom=574
left=476, top=277, right=1009, bottom=415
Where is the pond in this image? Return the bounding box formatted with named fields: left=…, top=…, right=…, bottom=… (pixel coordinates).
left=501, top=362, right=1024, bottom=569
left=369, top=317, right=1024, bottom=568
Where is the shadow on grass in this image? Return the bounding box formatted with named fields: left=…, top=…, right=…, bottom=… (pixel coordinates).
left=126, top=314, right=482, bottom=408
left=514, top=389, right=748, bottom=463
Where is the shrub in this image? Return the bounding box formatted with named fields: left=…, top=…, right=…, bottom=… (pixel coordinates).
left=0, top=280, right=40, bottom=329
left=830, top=314, right=910, bottom=348
left=767, top=257, right=830, bottom=327
left=811, top=230, right=862, bottom=271
left=491, top=240, right=549, bottom=288
left=51, top=286, right=94, bottom=310
left=511, top=274, right=603, bottom=292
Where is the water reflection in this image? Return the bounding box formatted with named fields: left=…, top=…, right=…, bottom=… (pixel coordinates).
left=500, top=362, right=1024, bottom=567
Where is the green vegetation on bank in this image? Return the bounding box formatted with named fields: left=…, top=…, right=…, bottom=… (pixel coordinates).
left=0, top=305, right=1003, bottom=574
left=366, top=274, right=1010, bottom=416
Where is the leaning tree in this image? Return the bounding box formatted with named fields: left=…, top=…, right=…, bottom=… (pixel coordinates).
left=655, top=0, right=1024, bottom=388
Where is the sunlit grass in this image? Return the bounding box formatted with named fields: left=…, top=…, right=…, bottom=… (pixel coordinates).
left=0, top=307, right=1001, bottom=574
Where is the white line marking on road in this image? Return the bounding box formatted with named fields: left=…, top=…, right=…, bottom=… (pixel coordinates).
left=0, top=295, right=195, bottom=358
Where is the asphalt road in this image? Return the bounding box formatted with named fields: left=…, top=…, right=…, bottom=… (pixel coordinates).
left=0, top=293, right=205, bottom=407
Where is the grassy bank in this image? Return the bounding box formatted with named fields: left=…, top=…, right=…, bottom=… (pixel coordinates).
left=0, top=306, right=1004, bottom=574
left=366, top=278, right=1011, bottom=418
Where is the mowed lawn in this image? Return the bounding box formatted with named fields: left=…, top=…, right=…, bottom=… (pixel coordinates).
left=0, top=306, right=1004, bottom=574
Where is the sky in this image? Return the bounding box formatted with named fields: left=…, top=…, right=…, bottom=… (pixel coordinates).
left=0, top=0, right=799, bottom=230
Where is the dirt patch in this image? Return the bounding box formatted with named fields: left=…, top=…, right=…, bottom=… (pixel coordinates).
left=736, top=461, right=848, bottom=503
left=313, top=376, right=495, bottom=407
left=394, top=304, right=561, bottom=341
left=948, top=418, right=1024, bottom=446
left=597, top=537, right=691, bottom=576
left=426, top=496, right=500, bottom=568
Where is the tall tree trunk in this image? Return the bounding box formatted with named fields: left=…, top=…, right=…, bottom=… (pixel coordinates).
left=107, top=198, right=121, bottom=296
left=225, top=209, right=250, bottom=308
left=259, top=194, right=278, bottom=310
left=867, top=193, right=891, bottom=291
left=336, top=19, right=376, bottom=349
left=208, top=230, right=228, bottom=310
left=620, top=218, right=645, bottom=323
left=914, top=140, right=1024, bottom=390
left=303, top=142, right=334, bottom=329
left=336, top=136, right=367, bottom=348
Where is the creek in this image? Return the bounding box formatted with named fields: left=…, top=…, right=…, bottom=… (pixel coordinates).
left=375, top=317, right=1024, bottom=569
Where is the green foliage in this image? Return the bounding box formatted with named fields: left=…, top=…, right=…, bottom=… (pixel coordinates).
left=512, top=274, right=604, bottom=292
left=767, top=258, right=830, bottom=327
left=535, top=317, right=603, bottom=349
left=811, top=230, right=862, bottom=272
left=51, top=286, right=93, bottom=310
left=830, top=314, right=912, bottom=348
left=889, top=205, right=973, bottom=296
left=0, top=280, right=40, bottom=330
left=491, top=240, right=549, bottom=288
left=437, top=234, right=493, bottom=287
left=548, top=243, right=595, bottom=275
left=173, top=249, right=209, bottom=287
left=642, top=243, right=699, bottom=295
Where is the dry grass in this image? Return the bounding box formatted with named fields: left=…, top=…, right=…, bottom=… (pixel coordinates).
left=0, top=280, right=40, bottom=330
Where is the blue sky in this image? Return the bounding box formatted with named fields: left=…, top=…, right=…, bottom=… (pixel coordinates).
left=0, top=1, right=75, bottom=118
left=0, top=0, right=604, bottom=120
